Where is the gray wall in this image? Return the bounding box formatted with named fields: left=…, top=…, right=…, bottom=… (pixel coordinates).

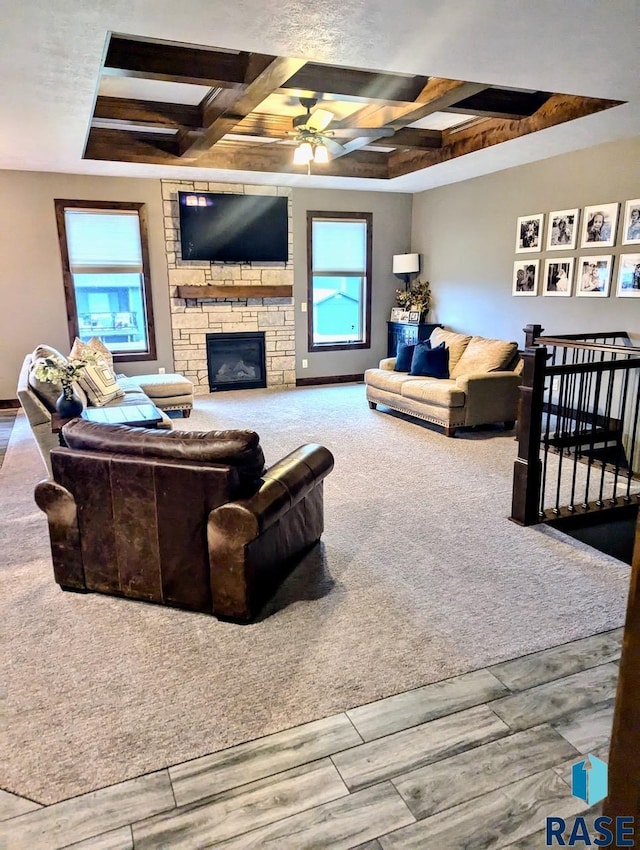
left=0, top=171, right=173, bottom=399
left=412, top=137, right=640, bottom=347
left=292, top=188, right=413, bottom=378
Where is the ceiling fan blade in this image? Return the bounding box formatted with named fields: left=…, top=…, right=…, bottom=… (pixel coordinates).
left=323, top=137, right=345, bottom=158
left=331, top=127, right=396, bottom=138
left=307, top=108, right=334, bottom=132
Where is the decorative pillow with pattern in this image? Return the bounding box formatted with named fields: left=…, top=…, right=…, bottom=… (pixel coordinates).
left=69, top=336, right=115, bottom=372
left=77, top=357, right=125, bottom=407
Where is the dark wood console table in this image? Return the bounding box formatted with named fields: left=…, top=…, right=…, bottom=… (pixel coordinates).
left=387, top=322, right=443, bottom=358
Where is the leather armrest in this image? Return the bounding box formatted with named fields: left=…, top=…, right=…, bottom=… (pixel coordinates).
left=208, top=444, right=334, bottom=542
left=34, top=480, right=86, bottom=589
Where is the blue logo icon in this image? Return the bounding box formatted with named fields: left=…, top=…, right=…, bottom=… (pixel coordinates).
left=571, top=754, right=608, bottom=805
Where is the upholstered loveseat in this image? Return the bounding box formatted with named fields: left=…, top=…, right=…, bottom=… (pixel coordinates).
left=364, top=327, right=522, bottom=437
left=17, top=342, right=193, bottom=475
left=35, top=419, right=334, bottom=621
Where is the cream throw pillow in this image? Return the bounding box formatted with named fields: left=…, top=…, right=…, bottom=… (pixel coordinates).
left=450, top=336, right=519, bottom=379
left=429, top=328, right=472, bottom=373
left=69, top=336, right=115, bottom=371
left=78, top=356, right=124, bottom=407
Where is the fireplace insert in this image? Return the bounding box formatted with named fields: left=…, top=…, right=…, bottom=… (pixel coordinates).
left=206, top=332, right=267, bottom=392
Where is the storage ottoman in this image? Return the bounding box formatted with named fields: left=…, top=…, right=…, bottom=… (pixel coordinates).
left=134, top=373, right=194, bottom=417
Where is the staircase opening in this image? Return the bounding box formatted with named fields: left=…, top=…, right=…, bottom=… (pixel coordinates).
left=553, top=503, right=638, bottom=565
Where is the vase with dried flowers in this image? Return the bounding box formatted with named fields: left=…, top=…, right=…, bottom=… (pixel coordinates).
left=32, top=354, right=95, bottom=417
left=395, top=279, right=432, bottom=319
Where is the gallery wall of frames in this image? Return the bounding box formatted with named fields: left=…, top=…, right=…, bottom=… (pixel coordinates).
left=512, top=198, right=640, bottom=299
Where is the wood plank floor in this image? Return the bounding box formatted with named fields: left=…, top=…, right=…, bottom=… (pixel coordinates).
left=1, top=628, right=623, bottom=849
left=0, top=410, right=16, bottom=470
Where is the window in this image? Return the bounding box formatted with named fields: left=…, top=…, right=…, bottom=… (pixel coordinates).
left=307, top=211, right=372, bottom=351
left=54, top=200, right=157, bottom=361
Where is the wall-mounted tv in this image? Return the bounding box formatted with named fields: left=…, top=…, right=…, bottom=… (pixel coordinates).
left=178, top=191, right=289, bottom=263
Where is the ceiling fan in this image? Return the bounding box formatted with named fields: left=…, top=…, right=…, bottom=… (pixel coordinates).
left=287, top=97, right=395, bottom=165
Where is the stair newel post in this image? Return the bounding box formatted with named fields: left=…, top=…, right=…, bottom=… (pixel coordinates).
left=511, top=345, right=547, bottom=525
left=523, top=323, right=544, bottom=349
left=603, top=510, right=640, bottom=823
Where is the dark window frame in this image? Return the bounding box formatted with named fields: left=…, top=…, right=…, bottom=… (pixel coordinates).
left=53, top=199, right=157, bottom=362
left=306, top=210, right=372, bottom=353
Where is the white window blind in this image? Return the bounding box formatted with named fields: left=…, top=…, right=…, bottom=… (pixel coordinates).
left=65, top=210, right=143, bottom=273
left=312, top=220, right=367, bottom=272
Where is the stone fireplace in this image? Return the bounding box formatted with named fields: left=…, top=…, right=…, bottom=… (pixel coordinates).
left=162, top=180, right=295, bottom=395
left=206, top=332, right=266, bottom=392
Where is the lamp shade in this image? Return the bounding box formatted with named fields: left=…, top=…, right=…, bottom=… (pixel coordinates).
left=392, top=253, right=420, bottom=275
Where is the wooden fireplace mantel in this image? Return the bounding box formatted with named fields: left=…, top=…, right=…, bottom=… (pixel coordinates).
left=176, top=285, right=293, bottom=300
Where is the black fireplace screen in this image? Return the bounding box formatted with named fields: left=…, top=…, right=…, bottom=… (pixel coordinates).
left=206, top=332, right=267, bottom=392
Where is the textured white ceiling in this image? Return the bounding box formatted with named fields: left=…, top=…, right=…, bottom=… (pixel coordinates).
left=1, top=0, right=639, bottom=192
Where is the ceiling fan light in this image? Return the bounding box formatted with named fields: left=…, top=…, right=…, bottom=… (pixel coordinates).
left=313, top=143, right=329, bottom=164
left=293, top=141, right=313, bottom=165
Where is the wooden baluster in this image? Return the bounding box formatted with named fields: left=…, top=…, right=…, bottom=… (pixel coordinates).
left=603, top=509, right=640, bottom=824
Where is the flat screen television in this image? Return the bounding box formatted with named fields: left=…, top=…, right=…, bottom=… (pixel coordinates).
left=178, top=191, right=289, bottom=263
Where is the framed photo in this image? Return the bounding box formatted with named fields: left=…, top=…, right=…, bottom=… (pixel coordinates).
left=576, top=255, right=613, bottom=297
left=515, top=213, right=544, bottom=253
left=398, top=311, right=411, bottom=323
left=390, top=307, right=404, bottom=322
left=546, top=209, right=579, bottom=250
left=621, top=199, right=640, bottom=245
left=616, top=253, right=640, bottom=297
left=580, top=203, right=619, bottom=248
left=408, top=310, right=421, bottom=322
left=512, top=259, right=539, bottom=296
left=542, top=258, right=574, bottom=296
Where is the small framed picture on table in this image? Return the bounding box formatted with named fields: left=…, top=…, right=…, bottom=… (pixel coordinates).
left=390, top=307, right=404, bottom=322
left=408, top=311, right=421, bottom=322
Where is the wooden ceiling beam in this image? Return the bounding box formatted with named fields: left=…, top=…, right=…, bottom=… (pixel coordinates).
left=440, top=88, right=552, bottom=120
left=93, top=96, right=202, bottom=129
left=104, top=36, right=263, bottom=88
left=233, top=113, right=297, bottom=137
left=84, top=128, right=390, bottom=179
left=281, top=65, right=430, bottom=103
left=180, top=57, right=307, bottom=158
left=388, top=93, right=623, bottom=178
left=328, top=78, right=487, bottom=159
left=359, top=127, right=442, bottom=150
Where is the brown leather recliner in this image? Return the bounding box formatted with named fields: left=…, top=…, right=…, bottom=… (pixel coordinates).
left=35, top=419, right=334, bottom=621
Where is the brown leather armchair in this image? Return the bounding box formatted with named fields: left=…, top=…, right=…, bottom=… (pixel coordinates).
left=35, top=419, right=334, bottom=621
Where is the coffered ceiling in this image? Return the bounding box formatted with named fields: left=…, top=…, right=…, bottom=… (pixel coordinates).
left=85, top=35, right=621, bottom=182
left=2, top=1, right=639, bottom=192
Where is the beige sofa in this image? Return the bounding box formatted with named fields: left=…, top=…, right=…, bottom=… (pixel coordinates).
left=364, top=328, right=522, bottom=437
left=17, top=350, right=181, bottom=475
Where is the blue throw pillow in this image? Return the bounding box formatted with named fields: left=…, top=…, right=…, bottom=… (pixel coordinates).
left=409, top=341, right=449, bottom=378
left=394, top=341, right=420, bottom=372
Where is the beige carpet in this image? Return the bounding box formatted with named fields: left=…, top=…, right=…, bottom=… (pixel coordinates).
left=1, top=384, right=630, bottom=804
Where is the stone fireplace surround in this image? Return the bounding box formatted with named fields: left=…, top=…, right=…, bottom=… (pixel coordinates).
left=162, top=180, right=295, bottom=394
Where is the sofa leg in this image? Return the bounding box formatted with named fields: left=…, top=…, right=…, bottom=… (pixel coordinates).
left=182, top=409, right=192, bottom=418
left=504, top=420, right=515, bottom=431
left=368, top=401, right=377, bottom=410
left=445, top=425, right=456, bottom=437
